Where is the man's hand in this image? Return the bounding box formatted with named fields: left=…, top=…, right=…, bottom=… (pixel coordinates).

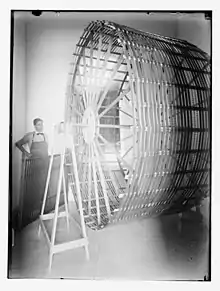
left=25, top=152, right=32, bottom=159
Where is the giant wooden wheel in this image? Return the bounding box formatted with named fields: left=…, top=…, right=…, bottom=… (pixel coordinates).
left=65, top=20, right=211, bottom=230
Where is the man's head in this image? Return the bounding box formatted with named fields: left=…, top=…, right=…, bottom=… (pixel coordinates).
left=33, top=118, right=44, bottom=132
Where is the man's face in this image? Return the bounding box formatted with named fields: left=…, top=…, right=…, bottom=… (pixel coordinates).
left=35, top=121, right=44, bottom=132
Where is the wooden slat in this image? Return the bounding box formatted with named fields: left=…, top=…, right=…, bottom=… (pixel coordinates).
left=53, top=238, right=88, bottom=254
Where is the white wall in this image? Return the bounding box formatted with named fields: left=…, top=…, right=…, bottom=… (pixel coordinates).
left=26, top=20, right=74, bottom=151
left=25, top=12, right=178, bottom=152
left=176, top=13, right=211, bottom=55
left=24, top=12, right=210, bottom=152
left=12, top=17, right=26, bottom=210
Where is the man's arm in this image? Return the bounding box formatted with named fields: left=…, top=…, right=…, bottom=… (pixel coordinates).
left=15, top=133, right=33, bottom=157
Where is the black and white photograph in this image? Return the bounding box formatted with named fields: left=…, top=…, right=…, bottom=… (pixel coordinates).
left=8, top=10, right=211, bottom=281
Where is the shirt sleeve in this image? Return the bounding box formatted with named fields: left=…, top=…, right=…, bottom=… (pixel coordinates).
left=15, top=132, right=33, bottom=147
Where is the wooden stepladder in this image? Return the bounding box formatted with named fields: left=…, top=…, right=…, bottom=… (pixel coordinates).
left=38, top=123, right=89, bottom=271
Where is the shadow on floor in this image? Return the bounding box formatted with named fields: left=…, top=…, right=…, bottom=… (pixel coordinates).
left=156, top=210, right=210, bottom=280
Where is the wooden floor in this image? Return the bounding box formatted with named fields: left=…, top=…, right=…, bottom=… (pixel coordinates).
left=9, top=200, right=209, bottom=280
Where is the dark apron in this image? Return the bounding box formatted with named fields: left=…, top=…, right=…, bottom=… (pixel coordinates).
left=21, top=134, right=67, bottom=228
left=23, top=134, right=49, bottom=223
left=30, top=133, right=49, bottom=159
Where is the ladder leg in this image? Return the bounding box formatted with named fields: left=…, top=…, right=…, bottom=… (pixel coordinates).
left=48, top=249, right=54, bottom=273
left=71, top=143, right=90, bottom=260
left=49, top=153, right=65, bottom=270
left=37, top=224, right=41, bottom=237
left=41, top=155, right=54, bottom=216
left=85, top=244, right=90, bottom=261
left=62, top=170, right=70, bottom=232
left=38, top=154, right=54, bottom=237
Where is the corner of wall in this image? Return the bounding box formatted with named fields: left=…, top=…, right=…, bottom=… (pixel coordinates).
left=24, top=20, right=27, bottom=132
left=12, top=18, right=27, bottom=212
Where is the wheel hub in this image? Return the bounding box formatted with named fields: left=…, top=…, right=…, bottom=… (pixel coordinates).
left=82, top=106, right=96, bottom=144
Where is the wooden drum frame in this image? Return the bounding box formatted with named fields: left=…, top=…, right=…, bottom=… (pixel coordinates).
left=65, top=20, right=211, bottom=230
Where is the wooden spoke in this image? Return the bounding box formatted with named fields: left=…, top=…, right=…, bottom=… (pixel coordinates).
left=88, top=144, right=92, bottom=215
left=96, top=133, right=112, bottom=147
left=91, top=143, right=101, bottom=225
left=76, top=67, right=87, bottom=108
left=99, top=87, right=130, bottom=119
left=88, top=37, right=95, bottom=106
left=97, top=133, right=132, bottom=170
left=77, top=143, right=87, bottom=177
left=93, top=142, right=111, bottom=218
left=82, top=48, right=89, bottom=106
left=71, top=123, right=88, bottom=127
left=81, top=144, right=89, bottom=193
left=94, top=137, right=122, bottom=203
left=75, top=128, right=84, bottom=145
left=96, top=34, right=103, bottom=80
left=74, top=87, right=86, bottom=112
left=94, top=138, right=106, bottom=159
left=78, top=135, right=86, bottom=151
left=89, top=38, right=94, bottom=77
left=72, top=106, right=83, bottom=118
left=78, top=95, right=86, bottom=112
left=96, top=133, right=132, bottom=171
left=102, top=37, right=113, bottom=77
left=116, top=134, right=133, bottom=145
left=93, top=34, right=103, bottom=105
left=119, top=108, right=134, bottom=119
left=121, top=145, right=133, bottom=160
left=116, top=155, right=133, bottom=173
left=97, top=54, right=125, bottom=110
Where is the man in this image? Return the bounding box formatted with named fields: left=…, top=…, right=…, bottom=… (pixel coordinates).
left=15, top=118, right=49, bottom=227
left=15, top=118, right=48, bottom=159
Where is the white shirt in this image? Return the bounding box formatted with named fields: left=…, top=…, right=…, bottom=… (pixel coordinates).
left=33, top=131, right=48, bottom=143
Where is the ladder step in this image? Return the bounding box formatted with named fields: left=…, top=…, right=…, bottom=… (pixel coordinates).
left=40, top=212, right=67, bottom=221
left=53, top=238, right=88, bottom=254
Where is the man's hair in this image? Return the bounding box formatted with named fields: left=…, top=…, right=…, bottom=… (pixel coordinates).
left=33, top=118, right=43, bottom=126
